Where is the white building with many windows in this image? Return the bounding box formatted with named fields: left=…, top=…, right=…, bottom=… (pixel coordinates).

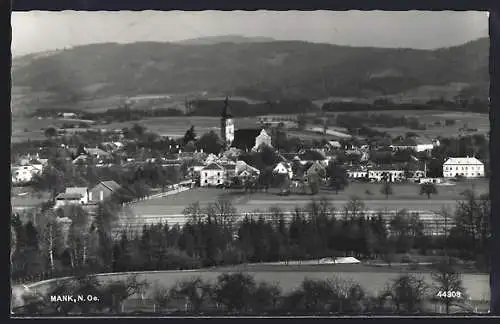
left=442, top=157, right=484, bottom=178
left=200, top=163, right=226, bottom=186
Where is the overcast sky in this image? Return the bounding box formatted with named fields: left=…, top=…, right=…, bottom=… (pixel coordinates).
left=11, top=10, right=489, bottom=56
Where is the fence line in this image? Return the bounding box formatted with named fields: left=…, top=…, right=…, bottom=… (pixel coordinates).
left=112, top=210, right=455, bottom=236
left=123, top=187, right=191, bottom=206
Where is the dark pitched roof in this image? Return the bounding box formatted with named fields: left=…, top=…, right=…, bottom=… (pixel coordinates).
left=56, top=192, right=82, bottom=200
left=222, top=164, right=236, bottom=170
left=98, top=180, right=122, bottom=192
left=231, top=128, right=262, bottom=151
left=299, top=150, right=326, bottom=161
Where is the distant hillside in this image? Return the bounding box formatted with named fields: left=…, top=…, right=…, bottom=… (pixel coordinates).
left=176, top=35, right=276, bottom=45
left=11, top=37, right=489, bottom=114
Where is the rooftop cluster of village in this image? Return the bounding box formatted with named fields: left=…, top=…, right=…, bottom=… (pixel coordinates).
left=11, top=99, right=487, bottom=211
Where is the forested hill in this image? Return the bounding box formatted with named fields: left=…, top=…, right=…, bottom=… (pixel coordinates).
left=12, top=37, right=488, bottom=109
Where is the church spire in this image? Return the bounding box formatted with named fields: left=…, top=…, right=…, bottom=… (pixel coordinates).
left=221, top=96, right=232, bottom=119
left=220, top=96, right=234, bottom=149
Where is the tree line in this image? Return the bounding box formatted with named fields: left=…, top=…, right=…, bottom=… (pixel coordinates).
left=322, top=100, right=489, bottom=114
left=11, top=190, right=490, bottom=287
left=15, top=261, right=471, bottom=316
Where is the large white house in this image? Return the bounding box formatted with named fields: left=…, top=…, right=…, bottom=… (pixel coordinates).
left=200, top=163, right=225, bottom=187
left=443, top=157, right=484, bottom=178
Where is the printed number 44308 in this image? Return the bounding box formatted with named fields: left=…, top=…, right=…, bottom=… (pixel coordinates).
left=437, top=291, right=462, bottom=298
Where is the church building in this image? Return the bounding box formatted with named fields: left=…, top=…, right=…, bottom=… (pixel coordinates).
left=220, top=97, right=235, bottom=148
left=220, top=97, right=273, bottom=152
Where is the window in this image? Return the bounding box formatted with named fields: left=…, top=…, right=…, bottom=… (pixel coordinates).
left=204, top=172, right=207, bottom=177
left=217, top=172, right=220, bottom=176
left=204, top=180, right=208, bottom=183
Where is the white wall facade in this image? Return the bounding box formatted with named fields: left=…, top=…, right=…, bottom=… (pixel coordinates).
left=273, top=163, right=293, bottom=179
left=253, top=129, right=272, bottom=150
left=443, top=158, right=485, bottom=178
left=225, top=118, right=235, bottom=146
left=347, top=170, right=368, bottom=179
left=200, top=168, right=225, bottom=186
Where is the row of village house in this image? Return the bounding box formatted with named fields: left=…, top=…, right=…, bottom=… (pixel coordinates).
left=12, top=148, right=485, bottom=189
left=193, top=154, right=485, bottom=187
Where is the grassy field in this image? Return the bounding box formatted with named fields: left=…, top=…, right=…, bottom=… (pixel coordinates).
left=319, top=110, right=489, bottom=138
left=78, top=265, right=490, bottom=302
left=99, top=116, right=260, bottom=138
left=129, top=179, right=488, bottom=223
left=11, top=117, right=98, bottom=143
left=12, top=108, right=488, bottom=143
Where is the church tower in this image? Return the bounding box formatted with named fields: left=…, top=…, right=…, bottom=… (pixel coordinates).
left=221, top=96, right=235, bottom=148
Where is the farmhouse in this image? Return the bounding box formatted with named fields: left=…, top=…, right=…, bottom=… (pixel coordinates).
left=273, top=162, right=293, bottom=179
left=189, top=162, right=207, bottom=178
left=347, top=167, right=369, bottom=179
left=11, top=165, right=43, bottom=184
left=304, top=161, right=327, bottom=178
left=89, top=180, right=122, bottom=203
left=72, top=154, right=93, bottom=165
left=222, top=163, right=237, bottom=179
left=442, top=157, right=484, bottom=178
left=54, top=187, right=90, bottom=208
left=86, top=147, right=112, bottom=159
left=235, top=160, right=260, bottom=178
left=368, top=168, right=405, bottom=182
left=200, top=163, right=225, bottom=187
left=328, top=140, right=342, bottom=150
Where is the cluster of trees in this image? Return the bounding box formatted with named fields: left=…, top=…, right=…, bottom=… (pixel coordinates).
left=322, top=100, right=488, bottom=114
left=30, top=155, right=183, bottom=202
left=16, top=262, right=469, bottom=315
left=79, top=106, right=185, bottom=124
left=336, top=113, right=426, bottom=131
left=189, top=99, right=318, bottom=118
left=11, top=191, right=490, bottom=287
left=11, top=199, right=121, bottom=282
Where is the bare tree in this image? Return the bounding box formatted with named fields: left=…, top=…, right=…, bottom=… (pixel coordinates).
left=385, top=274, right=428, bottom=313
left=183, top=201, right=205, bottom=224
left=205, top=197, right=238, bottom=230
left=430, top=258, right=467, bottom=314
left=420, top=183, right=438, bottom=199
left=251, top=281, right=282, bottom=313
left=342, top=196, right=366, bottom=220
left=151, top=283, right=172, bottom=313
left=39, top=211, right=64, bottom=271
left=101, top=274, right=150, bottom=313
left=267, top=206, right=285, bottom=229
left=380, top=182, right=393, bottom=199
left=170, top=277, right=213, bottom=313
